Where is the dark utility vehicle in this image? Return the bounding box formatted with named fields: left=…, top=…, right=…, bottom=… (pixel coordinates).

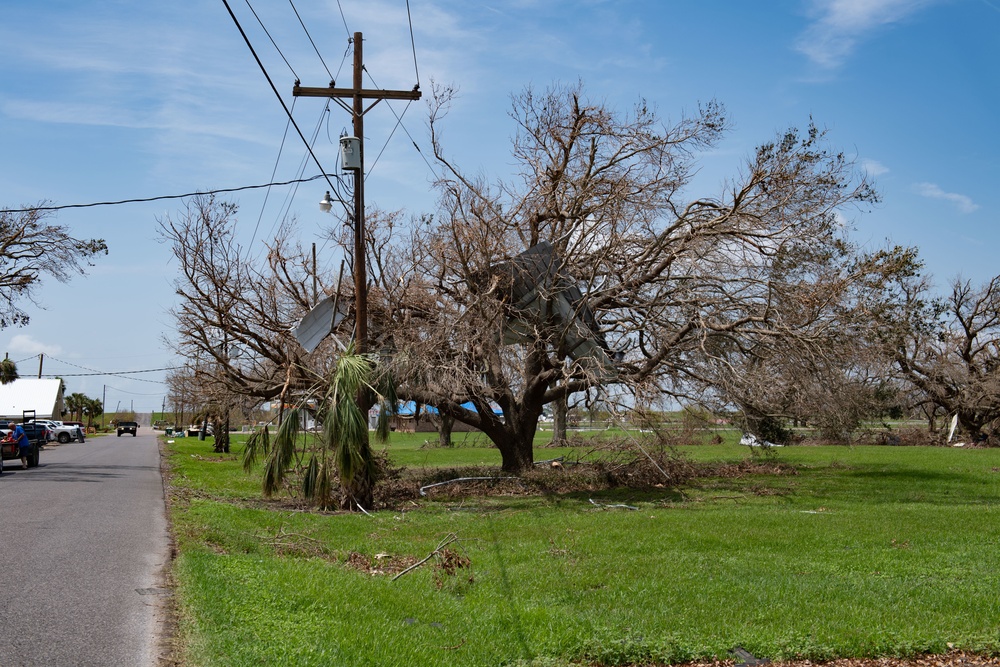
left=117, top=421, right=139, bottom=437
left=0, top=421, right=45, bottom=470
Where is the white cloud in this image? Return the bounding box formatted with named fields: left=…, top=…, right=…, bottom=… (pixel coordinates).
left=861, top=158, right=889, bottom=176
left=795, top=0, right=937, bottom=68
left=914, top=182, right=980, bottom=214
left=6, top=335, right=63, bottom=357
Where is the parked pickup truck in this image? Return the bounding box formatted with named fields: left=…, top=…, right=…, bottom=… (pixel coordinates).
left=31, top=419, right=84, bottom=444
left=0, top=422, right=45, bottom=470
left=117, top=421, right=139, bottom=437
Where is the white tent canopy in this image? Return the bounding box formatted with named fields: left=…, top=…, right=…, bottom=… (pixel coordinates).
left=0, top=378, right=65, bottom=421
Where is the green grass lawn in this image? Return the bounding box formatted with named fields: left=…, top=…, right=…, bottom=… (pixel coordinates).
left=166, top=433, right=1000, bottom=666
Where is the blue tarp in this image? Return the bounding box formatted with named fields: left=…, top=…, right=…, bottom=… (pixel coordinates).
left=395, top=401, right=502, bottom=417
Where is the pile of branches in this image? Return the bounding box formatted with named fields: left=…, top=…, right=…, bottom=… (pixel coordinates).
left=378, top=436, right=698, bottom=505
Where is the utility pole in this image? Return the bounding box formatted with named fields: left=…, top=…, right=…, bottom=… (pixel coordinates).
left=37, top=353, right=43, bottom=379
left=293, top=31, right=420, bottom=354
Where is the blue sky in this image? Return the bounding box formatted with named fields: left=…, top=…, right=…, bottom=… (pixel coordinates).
left=1, top=0, right=997, bottom=413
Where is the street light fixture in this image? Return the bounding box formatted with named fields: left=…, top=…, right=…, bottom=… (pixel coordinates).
left=319, top=191, right=334, bottom=213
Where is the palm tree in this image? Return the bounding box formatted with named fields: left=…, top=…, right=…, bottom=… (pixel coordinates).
left=83, top=397, right=103, bottom=431
left=66, top=392, right=88, bottom=421
left=0, top=358, right=18, bottom=385
left=243, top=345, right=396, bottom=511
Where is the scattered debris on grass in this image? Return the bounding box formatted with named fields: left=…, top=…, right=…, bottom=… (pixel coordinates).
left=702, top=460, right=799, bottom=478
left=732, top=645, right=769, bottom=666
left=392, top=532, right=463, bottom=582
left=588, top=498, right=639, bottom=510
left=432, top=547, right=472, bottom=589
left=250, top=525, right=328, bottom=558
left=188, top=454, right=239, bottom=462
left=671, top=651, right=1000, bottom=667
left=345, top=551, right=418, bottom=576
left=419, top=476, right=522, bottom=496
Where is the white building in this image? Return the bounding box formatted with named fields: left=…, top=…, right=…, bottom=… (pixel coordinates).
left=0, top=378, right=65, bottom=421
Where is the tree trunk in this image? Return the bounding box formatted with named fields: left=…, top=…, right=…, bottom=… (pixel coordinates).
left=551, top=392, right=567, bottom=446
left=213, top=416, right=230, bottom=453
left=488, top=412, right=541, bottom=473
left=924, top=405, right=936, bottom=433
left=340, top=435, right=375, bottom=511
left=958, top=412, right=981, bottom=442
left=341, top=479, right=373, bottom=511
left=213, top=429, right=229, bottom=453
left=497, top=433, right=535, bottom=472
left=438, top=414, right=454, bottom=447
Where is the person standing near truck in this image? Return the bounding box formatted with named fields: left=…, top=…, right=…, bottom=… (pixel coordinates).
left=11, top=423, right=29, bottom=468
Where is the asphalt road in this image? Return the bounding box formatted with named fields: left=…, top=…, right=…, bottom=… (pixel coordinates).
left=0, top=429, right=170, bottom=667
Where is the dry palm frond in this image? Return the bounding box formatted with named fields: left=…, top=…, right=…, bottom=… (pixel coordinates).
left=0, top=358, right=19, bottom=385
left=263, top=407, right=300, bottom=497
left=329, top=390, right=369, bottom=486
left=302, top=454, right=319, bottom=498
left=372, top=364, right=398, bottom=444
left=242, top=423, right=270, bottom=472
left=315, top=463, right=333, bottom=509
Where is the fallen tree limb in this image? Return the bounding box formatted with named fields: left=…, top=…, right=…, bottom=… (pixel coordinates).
left=588, top=498, right=639, bottom=510
left=392, top=533, right=460, bottom=582
left=418, top=477, right=520, bottom=497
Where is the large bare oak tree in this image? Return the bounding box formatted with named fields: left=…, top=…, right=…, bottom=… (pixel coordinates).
left=382, top=82, right=894, bottom=471
left=886, top=273, right=1000, bottom=441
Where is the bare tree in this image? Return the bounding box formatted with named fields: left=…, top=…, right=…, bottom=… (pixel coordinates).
left=381, top=81, right=891, bottom=472
left=160, top=196, right=346, bottom=418
left=696, top=246, right=920, bottom=443
left=888, top=274, right=1000, bottom=442
left=165, top=364, right=199, bottom=428
left=0, top=207, right=107, bottom=328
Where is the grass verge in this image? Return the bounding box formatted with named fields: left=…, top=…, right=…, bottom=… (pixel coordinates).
left=165, top=433, right=1000, bottom=666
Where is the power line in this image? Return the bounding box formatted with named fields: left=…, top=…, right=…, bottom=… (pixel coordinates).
left=363, top=70, right=439, bottom=180
left=335, top=0, right=351, bottom=40
left=249, top=102, right=297, bottom=250
left=11, top=355, right=39, bottom=365
left=0, top=174, right=341, bottom=214
left=366, top=100, right=413, bottom=179
left=288, top=0, right=333, bottom=81
left=243, top=0, right=298, bottom=80
left=102, top=385, right=166, bottom=397
left=10, top=355, right=171, bottom=383
left=332, top=43, right=353, bottom=103
left=252, top=101, right=338, bottom=264
left=44, top=371, right=168, bottom=383
left=220, top=0, right=352, bottom=219
left=406, top=0, right=420, bottom=87
left=42, top=356, right=173, bottom=383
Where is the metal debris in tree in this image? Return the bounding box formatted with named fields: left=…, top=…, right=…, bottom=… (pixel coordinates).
left=293, top=294, right=349, bottom=353
left=474, top=241, right=619, bottom=377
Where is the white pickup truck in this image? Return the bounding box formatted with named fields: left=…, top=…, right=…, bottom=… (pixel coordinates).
left=31, top=419, right=85, bottom=444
